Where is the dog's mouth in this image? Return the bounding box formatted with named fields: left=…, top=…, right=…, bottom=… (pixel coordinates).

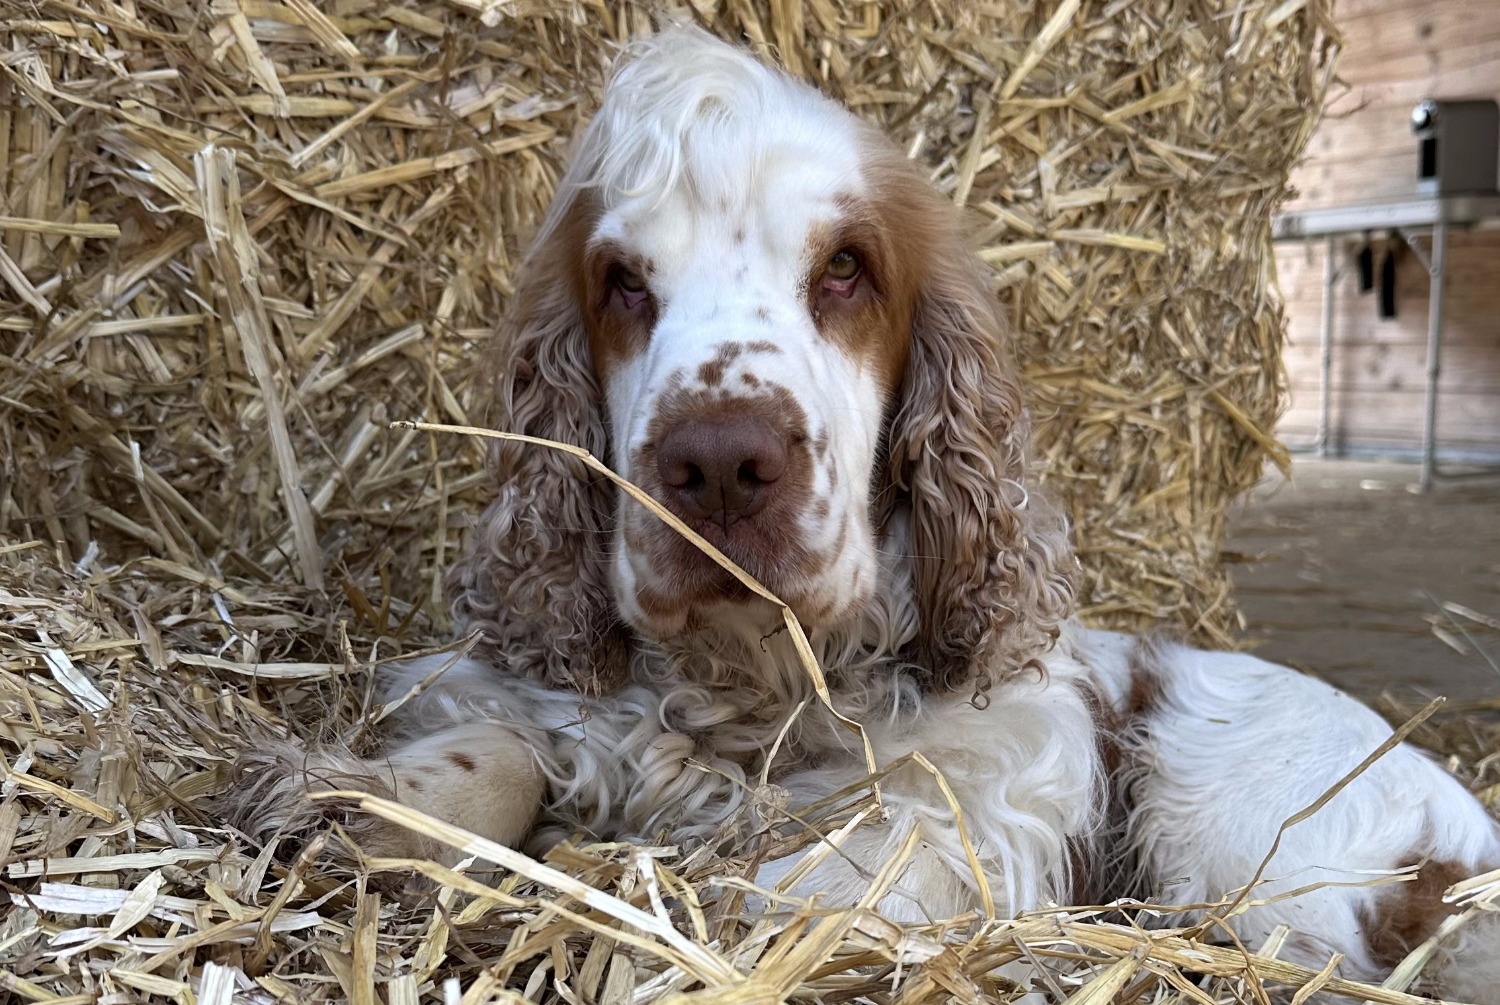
left=657, top=519, right=809, bottom=597
left=622, top=511, right=867, bottom=637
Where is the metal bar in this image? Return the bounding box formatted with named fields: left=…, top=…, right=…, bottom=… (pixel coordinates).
left=1272, top=194, right=1500, bottom=240
left=1317, top=234, right=1336, bottom=458
left=1401, top=228, right=1432, bottom=271
left=1419, top=221, right=1448, bottom=493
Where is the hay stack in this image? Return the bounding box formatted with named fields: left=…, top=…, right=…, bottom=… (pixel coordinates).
left=0, top=2, right=1387, bottom=1002
left=0, top=0, right=1337, bottom=644
left=994, top=5, right=1339, bottom=644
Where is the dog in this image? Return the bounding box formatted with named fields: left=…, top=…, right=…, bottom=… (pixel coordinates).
left=233, top=26, right=1500, bottom=999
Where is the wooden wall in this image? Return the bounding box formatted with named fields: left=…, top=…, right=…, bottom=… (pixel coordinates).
left=1275, top=0, right=1500, bottom=459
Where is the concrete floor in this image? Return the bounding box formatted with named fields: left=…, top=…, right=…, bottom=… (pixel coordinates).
left=1226, top=458, right=1500, bottom=703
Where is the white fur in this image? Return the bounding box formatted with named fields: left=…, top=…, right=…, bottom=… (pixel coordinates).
left=1101, top=636, right=1500, bottom=979
left=1430, top=912, right=1500, bottom=1001
left=384, top=560, right=1103, bottom=921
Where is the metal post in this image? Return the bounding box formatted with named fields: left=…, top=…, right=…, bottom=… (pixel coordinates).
left=1317, top=235, right=1336, bottom=458
left=1419, top=221, right=1448, bottom=493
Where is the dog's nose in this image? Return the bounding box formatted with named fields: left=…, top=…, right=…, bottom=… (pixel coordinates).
left=656, top=418, right=787, bottom=523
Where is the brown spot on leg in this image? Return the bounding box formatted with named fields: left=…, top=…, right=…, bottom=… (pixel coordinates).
left=447, top=752, right=477, bottom=772
left=745, top=339, right=780, bottom=353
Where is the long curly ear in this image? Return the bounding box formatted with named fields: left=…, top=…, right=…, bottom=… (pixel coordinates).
left=446, top=189, right=631, bottom=695
left=883, top=207, right=1076, bottom=695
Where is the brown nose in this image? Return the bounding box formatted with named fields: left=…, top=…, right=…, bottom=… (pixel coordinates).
left=656, top=418, right=787, bottom=524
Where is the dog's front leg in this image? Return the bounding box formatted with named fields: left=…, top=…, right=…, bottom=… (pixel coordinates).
left=227, top=721, right=548, bottom=866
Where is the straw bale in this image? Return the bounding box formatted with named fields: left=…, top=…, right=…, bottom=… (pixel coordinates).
left=11, top=0, right=1466, bottom=1002
left=0, top=0, right=1337, bottom=646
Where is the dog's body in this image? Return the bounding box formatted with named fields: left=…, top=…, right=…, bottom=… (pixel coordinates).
left=236, top=27, right=1500, bottom=998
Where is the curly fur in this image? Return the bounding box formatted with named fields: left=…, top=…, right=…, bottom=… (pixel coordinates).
left=882, top=224, right=1075, bottom=692
left=444, top=187, right=631, bottom=694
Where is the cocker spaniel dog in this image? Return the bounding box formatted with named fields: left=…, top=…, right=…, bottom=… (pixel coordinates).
left=236, top=26, right=1500, bottom=999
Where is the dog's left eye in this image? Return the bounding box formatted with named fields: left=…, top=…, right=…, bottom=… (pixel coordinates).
left=822, top=250, right=862, bottom=297
left=827, top=250, right=860, bottom=281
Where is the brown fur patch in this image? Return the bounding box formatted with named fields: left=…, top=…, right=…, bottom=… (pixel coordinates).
left=745, top=339, right=780, bottom=353
left=634, top=582, right=695, bottom=623
left=1362, top=858, right=1470, bottom=967
left=447, top=752, right=478, bottom=773
left=573, top=201, right=657, bottom=378
left=861, top=122, right=1077, bottom=695
left=827, top=515, right=848, bottom=559
left=798, top=176, right=943, bottom=396
left=1125, top=644, right=1164, bottom=718
left=697, top=342, right=743, bottom=387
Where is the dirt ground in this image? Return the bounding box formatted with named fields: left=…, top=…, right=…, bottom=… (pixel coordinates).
left=1225, top=458, right=1500, bottom=703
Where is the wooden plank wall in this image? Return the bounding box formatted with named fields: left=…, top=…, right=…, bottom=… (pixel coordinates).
left=1275, top=0, right=1500, bottom=459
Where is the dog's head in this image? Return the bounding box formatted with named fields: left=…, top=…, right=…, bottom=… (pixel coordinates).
left=450, top=27, right=1073, bottom=694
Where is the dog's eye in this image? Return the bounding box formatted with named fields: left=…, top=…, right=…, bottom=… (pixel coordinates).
left=617, top=268, right=647, bottom=292
left=826, top=250, right=860, bottom=281
left=612, top=266, right=650, bottom=309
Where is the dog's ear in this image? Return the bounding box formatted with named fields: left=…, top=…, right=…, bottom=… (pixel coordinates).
left=446, top=189, right=631, bottom=695
left=879, top=174, right=1075, bottom=695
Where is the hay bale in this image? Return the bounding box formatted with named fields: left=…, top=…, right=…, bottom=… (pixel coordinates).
left=0, top=0, right=1335, bottom=645
left=994, top=6, right=1341, bottom=645
left=0, top=2, right=1384, bottom=1002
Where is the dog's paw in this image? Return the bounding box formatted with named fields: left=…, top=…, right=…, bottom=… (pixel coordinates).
left=221, top=739, right=437, bottom=863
